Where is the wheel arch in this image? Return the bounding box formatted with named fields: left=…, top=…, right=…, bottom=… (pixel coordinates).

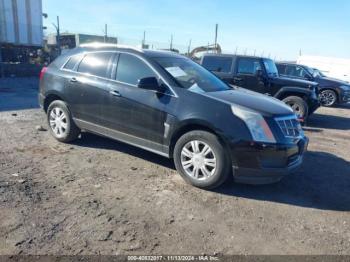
left=274, top=87, right=311, bottom=101
left=43, top=92, right=65, bottom=112
left=168, top=120, right=229, bottom=158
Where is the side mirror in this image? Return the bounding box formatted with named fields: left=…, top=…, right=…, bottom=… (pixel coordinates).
left=138, top=77, right=161, bottom=91
left=255, top=69, right=263, bottom=78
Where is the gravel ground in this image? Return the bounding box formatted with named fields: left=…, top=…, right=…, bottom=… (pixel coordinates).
left=0, top=78, right=349, bottom=255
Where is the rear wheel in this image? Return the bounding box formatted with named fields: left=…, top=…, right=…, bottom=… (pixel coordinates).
left=47, top=100, right=80, bottom=143
left=319, top=89, right=337, bottom=107
left=282, top=96, right=308, bottom=120
left=173, top=131, right=230, bottom=189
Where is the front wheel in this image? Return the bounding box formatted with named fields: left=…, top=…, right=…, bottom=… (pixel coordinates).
left=173, top=131, right=231, bottom=189
left=282, top=96, right=309, bottom=121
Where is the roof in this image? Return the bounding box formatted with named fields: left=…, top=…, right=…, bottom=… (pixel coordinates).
left=73, top=42, right=185, bottom=59
left=202, top=53, right=270, bottom=60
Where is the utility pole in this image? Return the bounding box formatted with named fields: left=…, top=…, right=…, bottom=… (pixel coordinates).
left=104, top=24, right=108, bottom=43
left=214, top=23, right=218, bottom=52
left=52, top=16, right=61, bottom=55
left=170, top=34, right=173, bottom=50
left=187, top=39, right=192, bottom=56
left=142, top=31, right=146, bottom=47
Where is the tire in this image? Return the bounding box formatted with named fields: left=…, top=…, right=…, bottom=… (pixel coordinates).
left=47, top=100, right=80, bottom=143
left=319, top=89, right=337, bottom=107
left=173, top=130, right=231, bottom=189
left=282, top=96, right=309, bottom=120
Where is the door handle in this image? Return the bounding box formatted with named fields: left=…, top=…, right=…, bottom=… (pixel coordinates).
left=109, top=90, right=121, bottom=97
left=70, top=77, right=78, bottom=83
left=234, top=77, right=243, bottom=81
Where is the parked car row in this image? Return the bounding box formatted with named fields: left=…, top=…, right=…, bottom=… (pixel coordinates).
left=199, top=53, right=350, bottom=111
left=40, top=43, right=336, bottom=189
left=276, top=62, right=350, bottom=107
left=200, top=54, right=320, bottom=121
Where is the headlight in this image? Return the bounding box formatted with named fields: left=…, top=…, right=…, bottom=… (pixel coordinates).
left=232, top=105, right=276, bottom=143
left=340, top=85, right=350, bottom=91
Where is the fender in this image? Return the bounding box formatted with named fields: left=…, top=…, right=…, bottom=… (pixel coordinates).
left=165, top=117, right=231, bottom=156
left=274, top=86, right=313, bottom=99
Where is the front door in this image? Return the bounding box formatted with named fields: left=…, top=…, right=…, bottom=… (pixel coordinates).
left=101, top=53, right=168, bottom=145
left=234, top=57, right=267, bottom=94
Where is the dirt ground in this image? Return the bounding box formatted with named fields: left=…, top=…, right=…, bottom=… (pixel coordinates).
left=0, top=78, right=350, bottom=255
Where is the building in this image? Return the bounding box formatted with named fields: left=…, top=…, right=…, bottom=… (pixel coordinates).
left=46, top=33, right=119, bottom=50
left=0, top=0, right=44, bottom=77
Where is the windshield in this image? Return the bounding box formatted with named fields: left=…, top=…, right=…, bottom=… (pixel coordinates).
left=152, top=57, right=231, bottom=93
left=263, top=59, right=279, bottom=77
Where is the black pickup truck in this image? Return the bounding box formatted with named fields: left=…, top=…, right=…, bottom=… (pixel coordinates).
left=200, top=54, right=320, bottom=120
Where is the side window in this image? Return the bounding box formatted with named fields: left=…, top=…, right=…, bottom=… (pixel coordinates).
left=237, top=58, right=261, bottom=75
left=286, top=65, right=308, bottom=78
left=202, top=56, right=233, bottom=73
left=277, top=64, right=287, bottom=75
left=77, top=52, right=114, bottom=78
left=285, top=65, right=297, bottom=76
left=296, top=66, right=309, bottom=78
left=63, top=54, right=83, bottom=70
left=116, top=53, right=156, bottom=85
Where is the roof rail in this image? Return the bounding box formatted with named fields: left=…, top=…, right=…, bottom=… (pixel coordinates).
left=79, top=42, right=143, bottom=52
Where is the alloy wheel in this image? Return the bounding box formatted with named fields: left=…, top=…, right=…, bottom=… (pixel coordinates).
left=319, top=90, right=337, bottom=106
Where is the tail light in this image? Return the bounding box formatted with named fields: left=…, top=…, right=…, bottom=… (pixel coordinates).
left=40, top=67, right=48, bottom=81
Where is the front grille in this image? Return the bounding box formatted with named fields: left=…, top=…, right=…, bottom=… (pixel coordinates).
left=276, top=116, right=303, bottom=138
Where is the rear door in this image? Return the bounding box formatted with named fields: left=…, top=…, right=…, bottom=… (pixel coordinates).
left=64, top=51, right=115, bottom=124
left=101, top=52, right=169, bottom=145
left=234, top=57, right=266, bottom=94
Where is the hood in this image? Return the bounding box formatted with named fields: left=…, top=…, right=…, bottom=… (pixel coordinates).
left=205, top=88, right=294, bottom=117
left=272, top=76, right=318, bottom=88
left=317, top=76, right=350, bottom=87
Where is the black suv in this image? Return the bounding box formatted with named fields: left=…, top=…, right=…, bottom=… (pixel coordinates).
left=39, top=43, right=308, bottom=189
left=276, top=62, right=350, bottom=107
left=200, top=54, right=320, bottom=121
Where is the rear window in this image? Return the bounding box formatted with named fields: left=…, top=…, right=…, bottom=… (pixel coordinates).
left=202, top=56, right=233, bottom=73
left=77, top=52, right=114, bottom=78
left=63, top=54, right=83, bottom=70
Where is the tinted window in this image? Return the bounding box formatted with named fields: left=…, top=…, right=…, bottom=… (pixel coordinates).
left=78, top=52, right=113, bottom=78
left=63, top=54, right=82, bottom=70
left=237, top=58, right=262, bottom=74
left=263, top=59, right=279, bottom=77
left=202, top=56, right=233, bottom=73
left=286, top=65, right=309, bottom=78
left=116, top=54, right=156, bottom=85
left=276, top=64, right=287, bottom=75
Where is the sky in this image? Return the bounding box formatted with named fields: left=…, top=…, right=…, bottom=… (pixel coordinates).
left=43, top=0, right=350, bottom=60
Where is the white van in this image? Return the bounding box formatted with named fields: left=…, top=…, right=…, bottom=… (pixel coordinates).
left=297, top=55, right=350, bottom=83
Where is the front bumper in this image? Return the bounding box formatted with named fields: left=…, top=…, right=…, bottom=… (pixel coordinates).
left=229, top=137, right=309, bottom=184
left=339, top=90, right=350, bottom=103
